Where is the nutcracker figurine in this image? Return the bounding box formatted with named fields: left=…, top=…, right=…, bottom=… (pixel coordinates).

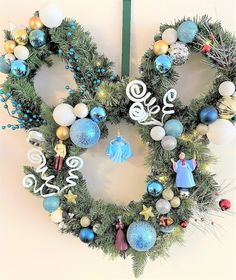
left=54, top=140, right=66, bottom=171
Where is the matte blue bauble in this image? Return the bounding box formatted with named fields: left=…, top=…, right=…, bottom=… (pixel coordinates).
left=177, top=21, right=198, bottom=43
left=127, top=222, right=157, bottom=252
left=43, top=196, right=60, bottom=213
left=147, top=180, right=164, bottom=197
left=0, top=55, right=11, bottom=74
left=11, top=59, right=29, bottom=77
left=90, top=106, right=106, bottom=123
left=70, top=118, right=101, bottom=148
left=199, top=106, right=218, bottom=124
left=79, top=228, right=95, bottom=243
left=154, top=55, right=172, bottom=74
left=29, top=30, right=46, bottom=48
left=160, top=225, right=176, bottom=234
left=164, top=119, right=183, bottom=137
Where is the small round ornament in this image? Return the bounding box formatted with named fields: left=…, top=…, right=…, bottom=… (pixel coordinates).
left=126, top=221, right=156, bottom=252
left=26, top=128, right=45, bottom=146
left=196, top=123, right=208, bottom=135
left=56, top=126, right=70, bottom=140
left=153, top=40, right=169, bottom=56
left=90, top=106, right=106, bottom=123
left=53, top=103, right=76, bottom=126
left=14, top=45, right=29, bottom=60
left=11, top=59, right=29, bottom=77
left=29, top=30, right=46, bottom=48
left=80, top=216, right=91, bottom=227
left=160, top=225, right=176, bottom=234
left=218, top=81, right=235, bottom=97
left=155, top=199, right=171, bottom=214
left=168, top=42, right=189, bottom=66
left=219, top=199, right=231, bottom=211
left=199, top=106, right=218, bottom=124
left=201, top=43, right=211, bottom=53
left=180, top=221, right=188, bottom=228
left=147, top=180, right=164, bottom=197
left=150, top=126, right=165, bottom=141
left=0, top=55, right=11, bottom=74
left=74, top=103, right=89, bottom=118
left=29, top=16, right=44, bottom=30
left=218, top=96, right=236, bottom=119
left=79, top=228, right=95, bottom=243
left=170, top=196, right=181, bottom=208
left=4, top=40, right=17, bottom=53
left=161, top=136, right=177, bottom=151
left=154, top=55, right=173, bottom=74
left=162, top=28, right=177, bottom=45
left=70, top=118, right=101, bottom=148
left=177, top=20, right=198, bottom=43
left=14, top=29, right=28, bottom=45
left=4, top=53, right=15, bottom=64
left=162, top=188, right=174, bottom=201
left=43, top=196, right=60, bottom=213
left=50, top=208, right=63, bottom=223
left=92, top=223, right=101, bottom=234
left=164, top=119, right=183, bottom=137
left=39, top=3, right=63, bottom=28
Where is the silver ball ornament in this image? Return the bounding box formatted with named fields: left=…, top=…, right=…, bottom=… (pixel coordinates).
left=4, top=53, right=15, bottom=64
left=169, top=42, right=189, bottom=66
left=26, top=128, right=45, bottom=146
left=155, top=199, right=171, bottom=214
left=161, top=136, right=177, bottom=151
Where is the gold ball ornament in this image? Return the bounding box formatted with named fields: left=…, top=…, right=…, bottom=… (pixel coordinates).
left=29, top=16, right=44, bottom=30
left=4, top=40, right=17, bottom=53
left=14, top=29, right=28, bottom=45
left=153, top=40, right=169, bottom=55
left=196, top=123, right=209, bottom=136
left=162, top=188, right=174, bottom=201
left=217, top=96, right=236, bottom=119
left=56, top=126, right=70, bottom=140
left=170, top=196, right=181, bottom=208
left=80, top=216, right=91, bottom=227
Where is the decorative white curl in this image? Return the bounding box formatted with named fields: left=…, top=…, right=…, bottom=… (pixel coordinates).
left=126, top=80, right=151, bottom=102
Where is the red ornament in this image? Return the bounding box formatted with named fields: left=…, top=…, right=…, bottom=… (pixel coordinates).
left=219, top=199, right=231, bottom=211
left=180, top=221, right=188, bottom=228
left=115, top=217, right=128, bottom=251
left=201, top=43, right=211, bottom=53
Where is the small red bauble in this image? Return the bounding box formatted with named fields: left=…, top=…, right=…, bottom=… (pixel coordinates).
left=180, top=221, right=188, bottom=228
left=201, top=44, right=211, bottom=53
left=219, top=199, right=231, bottom=211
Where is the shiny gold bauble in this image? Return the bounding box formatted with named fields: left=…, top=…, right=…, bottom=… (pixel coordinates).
left=56, top=126, right=70, bottom=140
left=196, top=123, right=208, bottom=136
left=29, top=16, right=44, bottom=30
left=14, top=29, right=28, bottom=45
left=80, top=216, right=91, bottom=227
left=4, top=40, right=17, bottom=53
left=170, top=196, right=181, bottom=208
left=153, top=40, right=169, bottom=55
left=162, top=188, right=174, bottom=201
left=217, top=96, right=236, bottom=119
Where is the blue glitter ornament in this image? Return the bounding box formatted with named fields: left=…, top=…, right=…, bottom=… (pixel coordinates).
left=164, top=119, right=184, bottom=137
left=79, top=228, right=95, bottom=243
left=160, top=225, right=176, bottom=234
left=90, top=106, right=106, bottom=123
left=154, top=55, right=172, bottom=74
left=11, top=60, right=29, bottom=77
left=199, top=106, right=218, bottom=124
left=127, top=222, right=157, bottom=252
left=29, top=30, right=46, bottom=48
left=177, top=21, right=198, bottom=43
left=43, top=196, right=60, bottom=213
left=0, top=55, right=11, bottom=74
left=147, top=180, right=164, bottom=197
left=70, top=118, right=101, bottom=148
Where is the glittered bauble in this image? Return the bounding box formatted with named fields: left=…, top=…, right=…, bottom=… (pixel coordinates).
left=207, top=119, right=236, bottom=145
left=199, top=106, right=218, bottom=124
left=70, top=118, right=101, bottom=148
left=170, top=196, right=181, bottom=208
left=147, top=180, right=164, bottom=197
left=90, top=106, right=106, bottom=123
left=218, top=81, right=235, bottom=97
left=50, top=208, right=63, bottom=223
left=53, top=103, right=76, bottom=126
left=155, top=199, right=171, bottom=214
left=0, top=55, right=11, bottom=74
left=219, top=199, right=231, bottom=211
left=11, top=59, right=29, bottom=77
left=177, top=20, right=198, bottom=43
left=29, top=16, right=44, bottom=30
left=4, top=40, right=17, bottom=53
left=196, top=123, right=209, bottom=135
left=162, top=28, right=177, bottom=45
left=126, top=222, right=157, bottom=252
left=153, top=40, right=169, bottom=55
left=39, top=3, right=63, bottom=28
left=80, top=216, right=91, bottom=227
left=26, top=128, right=45, bottom=146
left=161, top=135, right=177, bottom=150
left=162, top=188, right=174, bottom=201
left=14, top=45, right=29, bottom=60
left=150, top=126, right=165, bottom=141
left=29, top=30, right=46, bottom=48
left=74, top=103, right=89, bottom=118
left=218, top=96, right=236, bottom=119
left=4, top=53, right=16, bottom=64
left=56, top=126, right=70, bottom=140
left=79, top=228, right=95, bottom=243
left=180, top=221, right=188, bottom=228
left=164, top=119, right=183, bottom=137
left=154, top=55, right=173, bottom=74
left=160, top=225, right=176, bottom=233
left=14, top=29, right=28, bottom=45
left=43, top=196, right=60, bottom=213
left=169, top=42, right=189, bottom=66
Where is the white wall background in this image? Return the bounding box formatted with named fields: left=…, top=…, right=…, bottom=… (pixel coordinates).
left=0, top=1, right=236, bottom=279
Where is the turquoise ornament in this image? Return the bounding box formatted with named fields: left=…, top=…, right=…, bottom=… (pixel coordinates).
left=11, top=60, right=29, bottom=77
left=127, top=221, right=157, bottom=252
left=164, top=119, right=183, bottom=137
left=160, top=225, right=176, bottom=234
left=43, top=196, right=60, bottom=213
left=29, top=30, right=46, bottom=48
left=177, top=21, right=198, bottom=43
left=199, top=106, right=218, bottom=124
left=147, top=180, right=164, bottom=197
left=0, top=55, right=11, bottom=74
left=79, top=228, right=95, bottom=243
left=70, top=118, right=101, bottom=148
left=154, top=55, right=172, bottom=74
left=90, top=106, right=106, bottom=123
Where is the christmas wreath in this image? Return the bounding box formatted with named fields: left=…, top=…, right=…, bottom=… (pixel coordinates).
left=0, top=3, right=235, bottom=277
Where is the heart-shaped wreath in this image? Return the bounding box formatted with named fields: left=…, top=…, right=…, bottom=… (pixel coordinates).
left=0, top=4, right=235, bottom=277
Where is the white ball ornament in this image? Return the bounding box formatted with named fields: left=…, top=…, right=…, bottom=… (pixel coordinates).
left=14, top=45, right=29, bottom=60
left=53, top=103, right=76, bottom=126
left=162, top=28, right=178, bottom=45
left=150, top=126, right=165, bottom=141
left=74, top=103, right=89, bottom=118
left=218, top=81, right=235, bottom=97
left=50, top=208, right=63, bottom=223
left=39, top=3, right=63, bottom=28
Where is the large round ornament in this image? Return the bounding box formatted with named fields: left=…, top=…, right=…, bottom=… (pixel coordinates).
left=79, top=228, right=95, bottom=243
left=177, top=20, right=198, bottom=43
left=196, top=123, right=209, bottom=136
left=29, top=16, right=44, bottom=30
left=155, top=199, right=171, bottom=214
left=168, top=42, right=189, bottom=66
left=126, top=222, right=157, bottom=252
left=218, top=96, right=236, bottom=119
left=162, top=188, right=174, bottom=201
left=29, top=30, right=46, bottom=48
left=162, top=28, right=177, bottom=45
left=14, top=45, right=29, bottom=60
left=207, top=119, right=236, bottom=145
left=90, top=106, right=106, bottom=123
left=14, top=29, right=28, bottom=45
left=26, top=128, right=45, bottom=146
left=70, top=118, right=101, bottom=148
left=39, top=3, right=63, bottom=28
left=218, top=81, right=235, bottom=97
left=43, top=196, right=60, bottom=213
left=0, top=55, right=11, bottom=74
left=4, top=40, right=17, bottom=53
left=150, top=126, right=165, bottom=141
left=170, top=196, right=181, bottom=208
left=4, top=53, right=16, bottom=64
left=53, top=103, right=76, bottom=126
left=153, top=40, right=169, bottom=55
left=161, top=136, right=177, bottom=150
left=74, top=103, right=89, bottom=118
left=50, top=208, right=63, bottom=223
left=56, top=126, right=70, bottom=140
left=164, top=119, right=183, bottom=137
left=147, top=180, right=164, bottom=197
left=154, top=55, right=173, bottom=74
left=80, top=216, right=91, bottom=227
left=11, top=59, right=29, bottom=77
left=199, top=106, right=218, bottom=124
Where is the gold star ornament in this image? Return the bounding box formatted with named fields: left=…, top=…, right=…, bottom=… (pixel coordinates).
left=64, top=190, right=77, bottom=204
left=139, top=205, right=155, bottom=220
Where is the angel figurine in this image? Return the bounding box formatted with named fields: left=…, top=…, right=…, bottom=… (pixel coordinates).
left=54, top=140, right=66, bottom=171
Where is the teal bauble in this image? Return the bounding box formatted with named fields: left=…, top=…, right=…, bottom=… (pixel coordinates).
left=164, top=119, right=183, bottom=137
left=127, top=222, right=157, bottom=252
left=160, top=225, right=176, bottom=234
left=90, top=106, right=106, bottom=123
left=43, top=196, right=60, bottom=213
left=11, top=59, right=29, bottom=77
left=147, top=180, right=164, bottom=197
left=29, top=30, right=46, bottom=48
left=199, top=106, right=218, bottom=124
left=0, top=55, right=11, bottom=74
left=154, top=55, right=172, bottom=73
left=79, top=228, right=95, bottom=243
left=70, top=118, right=101, bottom=148
left=177, top=21, right=198, bottom=43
